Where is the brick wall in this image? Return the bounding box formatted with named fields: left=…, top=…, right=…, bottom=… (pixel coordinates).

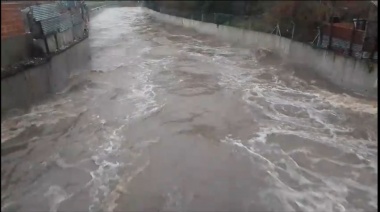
left=320, top=22, right=378, bottom=60
left=1, top=2, right=25, bottom=39
left=1, top=1, right=54, bottom=39
left=322, top=23, right=365, bottom=45
left=320, top=23, right=364, bottom=58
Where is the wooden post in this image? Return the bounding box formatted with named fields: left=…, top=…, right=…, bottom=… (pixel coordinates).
left=318, top=26, right=323, bottom=47
left=328, top=3, right=335, bottom=50
left=38, top=21, right=50, bottom=55
left=328, top=22, right=333, bottom=50
left=348, top=23, right=356, bottom=56
left=291, top=21, right=295, bottom=40
left=54, top=33, right=59, bottom=51
left=369, top=37, right=377, bottom=60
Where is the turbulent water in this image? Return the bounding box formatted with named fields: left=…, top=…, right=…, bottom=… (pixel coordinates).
left=1, top=7, right=377, bottom=212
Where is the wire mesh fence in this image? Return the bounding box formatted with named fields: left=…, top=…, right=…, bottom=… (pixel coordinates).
left=147, top=4, right=314, bottom=41
left=145, top=3, right=377, bottom=62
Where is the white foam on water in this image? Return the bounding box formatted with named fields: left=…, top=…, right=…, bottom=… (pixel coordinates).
left=44, top=185, right=71, bottom=212
left=240, top=74, right=377, bottom=143
left=125, top=83, right=161, bottom=119
left=222, top=133, right=377, bottom=211
left=97, top=136, right=158, bottom=212
left=212, top=50, right=377, bottom=211
left=172, top=24, right=378, bottom=210
left=102, top=159, right=150, bottom=212
left=87, top=98, right=161, bottom=211
left=313, top=87, right=377, bottom=115
left=87, top=124, right=125, bottom=212
left=1, top=96, right=87, bottom=143
left=118, top=58, right=165, bottom=121
left=87, top=9, right=167, bottom=210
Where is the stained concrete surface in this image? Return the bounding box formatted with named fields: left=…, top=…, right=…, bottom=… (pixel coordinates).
left=1, top=38, right=90, bottom=113
left=1, top=34, right=33, bottom=68
left=1, top=7, right=378, bottom=212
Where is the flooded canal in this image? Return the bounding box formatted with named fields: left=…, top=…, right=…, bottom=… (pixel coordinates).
left=1, top=7, right=377, bottom=212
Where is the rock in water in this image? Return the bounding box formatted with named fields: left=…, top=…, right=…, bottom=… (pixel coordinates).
left=254, top=48, right=282, bottom=65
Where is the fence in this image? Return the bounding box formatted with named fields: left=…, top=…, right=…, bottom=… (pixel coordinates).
left=149, top=4, right=313, bottom=41
left=146, top=3, right=378, bottom=62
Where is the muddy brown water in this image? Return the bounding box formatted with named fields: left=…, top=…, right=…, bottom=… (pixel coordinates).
left=1, top=7, right=377, bottom=212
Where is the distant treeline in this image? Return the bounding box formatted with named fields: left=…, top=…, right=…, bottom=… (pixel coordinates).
left=144, top=1, right=372, bottom=25
left=143, top=1, right=373, bottom=42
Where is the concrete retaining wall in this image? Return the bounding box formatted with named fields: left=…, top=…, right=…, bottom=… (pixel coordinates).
left=1, top=34, right=33, bottom=68
left=1, top=38, right=91, bottom=113
left=144, top=8, right=378, bottom=98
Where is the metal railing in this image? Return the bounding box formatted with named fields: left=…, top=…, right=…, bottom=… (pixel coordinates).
left=146, top=4, right=377, bottom=62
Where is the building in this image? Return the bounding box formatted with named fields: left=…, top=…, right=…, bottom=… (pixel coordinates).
left=319, top=1, right=378, bottom=60
left=1, top=1, right=87, bottom=70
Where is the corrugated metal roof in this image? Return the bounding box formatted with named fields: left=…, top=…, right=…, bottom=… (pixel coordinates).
left=71, top=13, right=82, bottom=26
left=40, top=16, right=60, bottom=35
left=28, top=1, right=84, bottom=35
left=59, top=13, right=72, bottom=32
left=31, top=3, right=60, bottom=21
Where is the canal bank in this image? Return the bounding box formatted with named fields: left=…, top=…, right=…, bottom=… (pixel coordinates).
left=143, top=7, right=378, bottom=99
left=1, top=38, right=91, bottom=114
left=1, top=7, right=377, bottom=212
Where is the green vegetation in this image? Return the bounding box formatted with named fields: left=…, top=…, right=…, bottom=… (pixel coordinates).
left=145, top=1, right=373, bottom=42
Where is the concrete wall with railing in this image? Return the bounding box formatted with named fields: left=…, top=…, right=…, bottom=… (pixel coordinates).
left=144, top=8, right=377, bottom=98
